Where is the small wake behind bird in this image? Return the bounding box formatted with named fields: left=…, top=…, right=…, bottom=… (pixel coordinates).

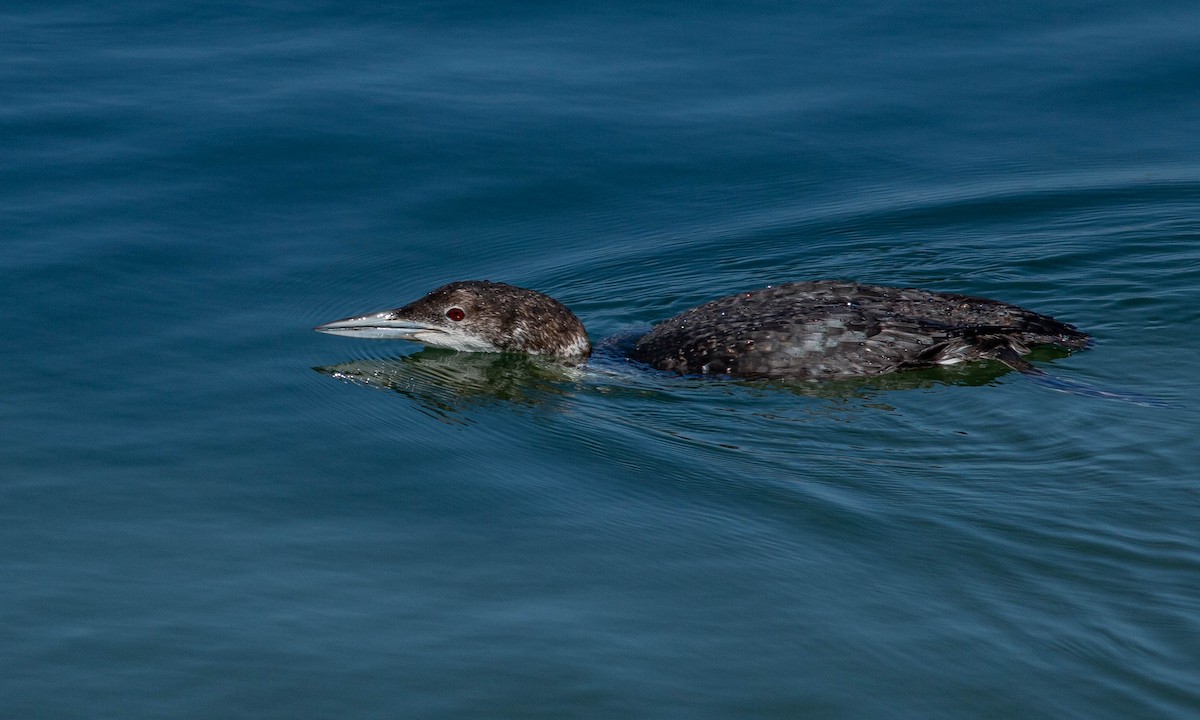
left=1020, top=368, right=1177, bottom=408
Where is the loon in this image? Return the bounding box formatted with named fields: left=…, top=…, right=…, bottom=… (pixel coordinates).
left=314, top=280, right=1090, bottom=380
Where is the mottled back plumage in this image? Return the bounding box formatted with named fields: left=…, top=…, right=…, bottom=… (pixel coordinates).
left=630, top=281, right=1090, bottom=379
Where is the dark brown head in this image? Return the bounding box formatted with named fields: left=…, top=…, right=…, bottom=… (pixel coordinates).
left=315, top=281, right=592, bottom=362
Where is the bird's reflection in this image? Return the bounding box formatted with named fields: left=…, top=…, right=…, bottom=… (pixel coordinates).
left=314, top=349, right=580, bottom=421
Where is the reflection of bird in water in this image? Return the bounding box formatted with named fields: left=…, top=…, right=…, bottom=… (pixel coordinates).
left=315, top=280, right=1090, bottom=380
left=313, top=350, right=579, bottom=423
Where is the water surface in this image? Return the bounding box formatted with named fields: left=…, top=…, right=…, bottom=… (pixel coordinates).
left=3, top=2, right=1199, bottom=718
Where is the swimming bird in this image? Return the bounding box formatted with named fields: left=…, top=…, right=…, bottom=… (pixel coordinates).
left=314, top=280, right=1090, bottom=380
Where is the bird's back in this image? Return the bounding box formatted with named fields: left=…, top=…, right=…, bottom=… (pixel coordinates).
left=631, top=281, right=1090, bottom=379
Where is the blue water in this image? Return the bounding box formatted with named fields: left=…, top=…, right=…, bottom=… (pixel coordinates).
left=4, top=2, right=1200, bottom=718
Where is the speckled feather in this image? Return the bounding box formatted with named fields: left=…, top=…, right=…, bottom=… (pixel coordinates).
left=630, top=281, right=1090, bottom=379
left=392, top=281, right=592, bottom=360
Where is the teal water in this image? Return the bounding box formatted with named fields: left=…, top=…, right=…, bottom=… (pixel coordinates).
left=4, top=2, right=1200, bottom=718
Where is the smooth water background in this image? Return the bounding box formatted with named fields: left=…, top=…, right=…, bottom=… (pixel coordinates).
left=4, top=2, right=1199, bottom=718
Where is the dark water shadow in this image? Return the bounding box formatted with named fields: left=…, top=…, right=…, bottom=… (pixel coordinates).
left=758, top=362, right=1016, bottom=400
left=746, top=346, right=1172, bottom=408
left=757, top=346, right=1080, bottom=400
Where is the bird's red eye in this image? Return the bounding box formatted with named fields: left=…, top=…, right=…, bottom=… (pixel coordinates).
left=446, top=307, right=465, bottom=322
